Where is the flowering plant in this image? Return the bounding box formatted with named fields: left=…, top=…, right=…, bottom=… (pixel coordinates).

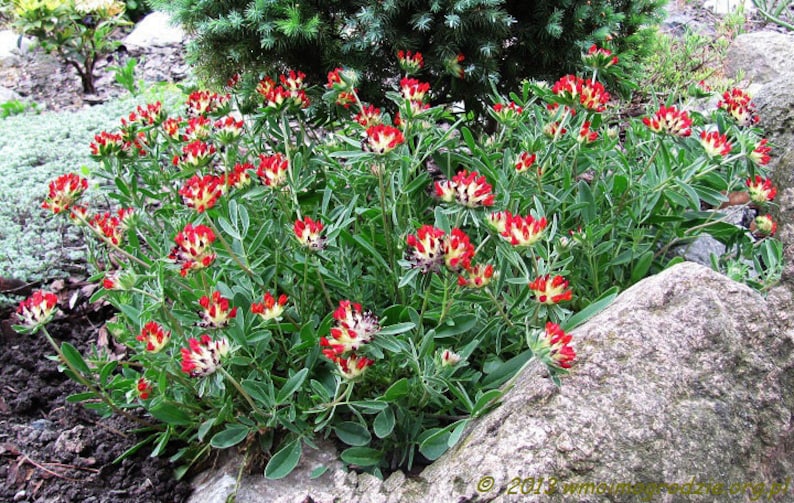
left=12, top=0, right=130, bottom=94
left=21, top=48, right=782, bottom=482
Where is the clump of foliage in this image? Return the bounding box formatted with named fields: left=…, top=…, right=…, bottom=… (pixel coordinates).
left=11, top=0, right=131, bottom=94
left=0, top=99, right=38, bottom=118
left=147, top=0, right=666, bottom=111
left=15, top=45, right=781, bottom=486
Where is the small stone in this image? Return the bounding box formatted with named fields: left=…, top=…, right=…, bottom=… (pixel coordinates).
left=13, top=490, right=26, bottom=501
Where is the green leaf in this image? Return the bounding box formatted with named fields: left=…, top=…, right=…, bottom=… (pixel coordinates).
left=210, top=424, right=250, bottom=449
left=630, top=251, right=654, bottom=284
left=448, top=419, right=469, bottom=447
left=350, top=233, right=390, bottom=270
left=276, top=368, right=308, bottom=404
left=382, top=378, right=410, bottom=400
left=197, top=418, right=216, bottom=442
left=60, top=342, right=91, bottom=375
left=310, top=465, right=329, bottom=479
left=561, top=286, right=619, bottom=331
left=265, top=439, right=302, bottom=480
left=340, top=447, right=382, bottom=467
left=373, top=407, right=395, bottom=438
left=66, top=391, right=97, bottom=403
left=118, top=304, right=141, bottom=326
left=378, top=322, right=415, bottom=336
left=418, top=428, right=450, bottom=461
left=472, top=389, right=504, bottom=417
left=481, top=349, right=533, bottom=389
left=334, top=421, right=371, bottom=446
left=149, top=402, right=193, bottom=426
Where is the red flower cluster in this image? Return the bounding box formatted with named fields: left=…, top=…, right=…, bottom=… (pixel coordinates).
left=42, top=173, right=88, bottom=214
left=228, top=162, right=253, bottom=189
left=181, top=334, right=229, bottom=378
left=136, top=377, right=153, bottom=400
left=746, top=175, right=776, bottom=205
left=89, top=131, right=131, bottom=158
left=320, top=300, right=379, bottom=380
left=405, top=225, right=477, bottom=274
left=400, top=77, right=431, bottom=114
left=397, top=50, right=424, bottom=74
left=137, top=321, right=171, bottom=353
left=718, top=88, right=759, bottom=126
left=326, top=68, right=357, bottom=107
left=366, top=124, right=405, bottom=154
left=753, top=214, right=777, bottom=237
left=642, top=105, right=692, bottom=137
left=750, top=138, right=771, bottom=166
left=699, top=130, right=733, bottom=158
left=542, top=322, right=576, bottom=369
left=259, top=70, right=310, bottom=110
left=583, top=44, right=618, bottom=69
left=184, top=116, right=212, bottom=141
left=551, top=75, right=610, bottom=112
left=578, top=121, right=598, bottom=144
left=354, top=104, right=382, bottom=128
left=251, top=292, right=288, bottom=321
left=487, top=211, right=548, bottom=247
left=172, top=140, right=217, bottom=169
left=214, top=115, right=244, bottom=143
left=491, top=101, right=523, bottom=125
left=457, top=263, right=495, bottom=289
left=434, top=170, right=495, bottom=208
left=198, top=291, right=238, bottom=328
left=179, top=174, right=225, bottom=212
left=169, top=223, right=217, bottom=276
left=528, top=275, right=573, bottom=305
left=257, top=153, right=289, bottom=189
left=186, top=90, right=230, bottom=117
left=89, top=209, right=133, bottom=246
left=294, top=216, right=326, bottom=251
left=17, top=291, right=58, bottom=329
left=515, top=152, right=537, bottom=174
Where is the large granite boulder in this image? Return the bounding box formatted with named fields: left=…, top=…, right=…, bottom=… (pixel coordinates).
left=725, top=31, right=794, bottom=85
left=122, top=12, right=185, bottom=54
left=0, top=30, right=34, bottom=67
left=189, top=262, right=794, bottom=502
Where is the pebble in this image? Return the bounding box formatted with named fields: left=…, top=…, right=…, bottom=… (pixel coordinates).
left=13, top=490, right=26, bottom=501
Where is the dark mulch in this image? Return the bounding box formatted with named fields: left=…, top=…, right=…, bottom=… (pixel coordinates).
left=0, top=297, right=192, bottom=503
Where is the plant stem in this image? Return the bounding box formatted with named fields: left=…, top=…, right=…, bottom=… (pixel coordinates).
left=377, top=169, right=402, bottom=302
left=485, top=288, right=514, bottom=328
left=313, top=256, right=335, bottom=310
left=219, top=367, right=266, bottom=418
left=204, top=217, right=255, bottom=277
left=39, top=326, right=157, bottom=428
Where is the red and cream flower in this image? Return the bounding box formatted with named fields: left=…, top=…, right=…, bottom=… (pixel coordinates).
left=749, top=138, right=771, bottom=166
left=184, top=116, right=212, bottom=141
left=501, top=213, right=548, bottom=247
left=400, top=77, right=430, bottom=103
left=251, top=291, right=288, bottom=321
left=366, top=124, right=405, bottom=154
left=699, top=130, right=733, bottom=158
left=746, top=175, right=777, bottom=205
left=397, top=50, right=424, bottom=74
left=642, top=105, right=692, bottom=137
left=543, top=121, right=567, bottom=138
left=320, top=300, right=381, bottom=357
left=450, top=170, right=495, bottom=208
left=434, top=179, right=456, bottom=202
left=162, top=117, right=183, bottom=140
left=486, top=210, right=511, bottom=234
left=440, top=349, right=462, bottom=367
left=578, top=121, right=598, bottom=144
left=354, top=104, right=382, bottom=128
left=180, top=334, right=230, bottom=378
left=169, top=223, right=217, bottom=276
left=445, top=52, right=465, bottom=79
left=16, top=291, right=58, bottom=329
left=753, top=214, right=777, bottom=237
left=256, top=76, right=276, bottom=98
left=326, top=68, right=352, bottom=91
left=173, top=140, right=217, bottom=169
left=583, top=44, right=618, bottom=69
left=718, top=87, right=759, bottom=126
left=228, top=162, right=253, bottom=189
left=405, top=225, right=446, bottom=273
left=540, top=322, right=576, bottom=369
left=42, top=173, right=89, bottom=214
left=179, top=174, right=225, bottom=213
left=137, top=321, right=171, bottom=353
left=329, top=353, right=374, bottom=380
left=443, top=228, right=475, bottom=271
left=491, top=101, right=523, bottom=124
left=280, top=70, right=306, bottom=92
left=528, top=275, right=573, bottom=304
left=257, top=153, right=289, bottom=189
left=198, top=291, right=238, bottom=328
left=186, top=90, right=230, bottom=117
left=135, top=101, right=166, bottom=126
left=579, top=80, right=610, bottom=112
left=89, top=211, right=126, bottom=245
left=89, top=131, right=127, bottom=158
left=294, top=216, right=326, bottom=251
left=515, top=152, right=537, bottom=174
left=457, top=263, right=495, bottom=289
left=136, top=377, right=153, bottom=400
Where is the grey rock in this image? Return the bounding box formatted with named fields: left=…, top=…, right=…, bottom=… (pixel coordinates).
left=670, top=206, right=751, bottom=266
left=703, top=0, right=755, bottom=15
left=725, top=31, right=794, bottom=84
left=190, top=263, right=794, bottom=502
left=122, top=12, right=185, bottom=53
left=0, top=30, right=34, bottom=67
left=661, top=13, right=715, bottom=37
left=0, top=86, right=22, bottom=102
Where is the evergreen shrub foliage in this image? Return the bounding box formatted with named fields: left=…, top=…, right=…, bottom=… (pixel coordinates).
left=148, top=0, right=667, bottom=109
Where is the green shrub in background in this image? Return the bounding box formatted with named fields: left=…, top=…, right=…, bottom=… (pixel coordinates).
left=148, top=0, right=666, bottom=112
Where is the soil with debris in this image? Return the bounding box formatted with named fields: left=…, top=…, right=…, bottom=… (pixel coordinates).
left=0, top=285, right=192, bottom=503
